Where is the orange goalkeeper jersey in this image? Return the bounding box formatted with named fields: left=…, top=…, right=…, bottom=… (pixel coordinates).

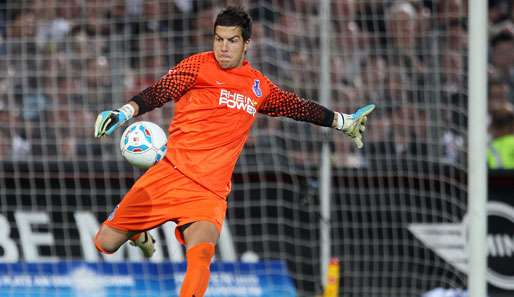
left=131, top=52, right=334, bottom=198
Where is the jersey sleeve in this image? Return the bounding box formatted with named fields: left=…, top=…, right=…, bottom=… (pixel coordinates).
left=258, top=78, right=334, bottom=127
left=131, top=54, right=204, bottom=115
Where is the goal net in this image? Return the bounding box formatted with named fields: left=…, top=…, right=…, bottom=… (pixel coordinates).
left=0, top=0, right=471, bottom=297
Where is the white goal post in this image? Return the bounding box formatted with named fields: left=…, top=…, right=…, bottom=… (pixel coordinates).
left=467, top=0, right=488, bottom=297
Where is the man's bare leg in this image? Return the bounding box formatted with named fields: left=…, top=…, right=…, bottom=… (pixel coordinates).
left=94, top=224, right=132, bottom=254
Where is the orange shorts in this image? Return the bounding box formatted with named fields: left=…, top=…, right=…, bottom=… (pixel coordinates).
left=103, top=158, right=227, bottom=244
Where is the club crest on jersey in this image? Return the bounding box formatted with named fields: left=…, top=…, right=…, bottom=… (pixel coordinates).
left=252, top=79, right=262, bottom=97
left=219, top=89, right=257, bottom=116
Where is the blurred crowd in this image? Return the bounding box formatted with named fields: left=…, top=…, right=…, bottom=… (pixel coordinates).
left=0, top=0, right=512, bottom=170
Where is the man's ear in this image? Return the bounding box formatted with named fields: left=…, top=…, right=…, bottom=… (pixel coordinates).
left=244, top=39, right=250, bottom=52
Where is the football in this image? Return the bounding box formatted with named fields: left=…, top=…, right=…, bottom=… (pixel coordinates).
left=120, top=121, right=167, bottom=169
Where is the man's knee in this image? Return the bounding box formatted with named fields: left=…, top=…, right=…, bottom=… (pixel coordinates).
left=183, top=221, right=219, bottom=249
left=94, top=232, right=117, bottom=254
left=94, top=226, right=127, bottom=254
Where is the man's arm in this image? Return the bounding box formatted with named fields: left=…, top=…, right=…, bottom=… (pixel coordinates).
left=331, top=112, right=340, bottom=128
left=94, top=54, right=204, bottom=138
left=259, top=81, right=336, bottom=127
left=128, top=100, right=140, bottom=116
left=259, top=79, right=375, bottom=148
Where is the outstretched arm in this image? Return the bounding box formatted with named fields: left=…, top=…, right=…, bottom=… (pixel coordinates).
left=130, top=54, right=201, bottom=115
left=259, top=80, right=375, bottom=148
left=94, top=55, right=202, bottom=138
left=259, top=81, right=336, bottom=127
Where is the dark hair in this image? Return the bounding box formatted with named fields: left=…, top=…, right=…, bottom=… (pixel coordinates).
left=214, top=6, right=252, bottom=41
left=491, top=31, right=514, bottom=47
left=491, top=105, right=514, bottom=130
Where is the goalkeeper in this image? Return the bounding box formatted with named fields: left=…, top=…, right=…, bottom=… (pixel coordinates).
left=93, top=6, right=375, bottom=297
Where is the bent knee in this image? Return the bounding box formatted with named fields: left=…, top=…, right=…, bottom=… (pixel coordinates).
left=94, top=229, right=123, bottom=254
left=183, top=221, right=219, bottom=250
left=95, top=239, right=119, bottom=254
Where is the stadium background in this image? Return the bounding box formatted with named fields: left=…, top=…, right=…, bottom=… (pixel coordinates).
left=0, top=0, right=513, bottom=297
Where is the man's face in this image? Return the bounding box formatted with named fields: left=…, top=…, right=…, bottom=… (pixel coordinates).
left=387, top=10, right=416, bottom=49
left=213, top=26, right=248, bottom=69
left=492, top=40, right=514, bottom=69
left=489, top=83, right=510, bottom=102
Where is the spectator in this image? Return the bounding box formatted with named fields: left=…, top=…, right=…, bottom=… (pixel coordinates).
left=440, top=126, right=465, bottom=165
left=448, top=21, right=468, bottom=51
left=139, top=0, right=169, bottom=33
left=332, top=130, right=364, bottom=168
left=416, top=2, right=433, bottom=37
left=489, top=0, right=512, bottom=36
left=248, top=20, right=292, bottom=81
left=332, top=0, right=356, bottom=21
left=441, top=50, right=465, bottom=94
left=245, top=20, right=265, bottom=67
left=437, top=0, right=464, bottom=27
left=360, top=55, right=388, bottom=104
left=331, top=0, right=368, bottom=82
left=17, top=50, right=55, bottom=123
left=384, top=1, right=426, bottom=80
left=274, top=10, right=318, bottom=51
left=0, top=97, right=31, bottom=160
left=289, top=51, right=319, bottom=97
left=6, top=10, right=39, bottom=98
left=364, top=105, right=432, bottom=167
left=489, top=78, right=512, bottom=107
left=44, top=74, right=100, bottom=159
left=64, top=24, right=106, bottom=68
left=125, top=32, right=166, bottom=98
left=32, top=0, right=73, bottom=50
left=386, top=2, right=418, bottom=52
left=331, top=20, right=368, bottom=83
left=384, top=66, right=413, bottom=104
left=124, top=31, right=173, bottom=128
left=490, top=31, right=514, bottom=91
left=84, top=55, right=112, bottom=107
left=367, top=105, right=416, bottom=156
left=192, top=4, right=216, bottom=51
left=487, top=102, right=514, bottom=169
left=127, top=0, right=171, bottom=66
left=6, top=9, right=37, bottom=40
left=107, top=0, right=128, bottom=34
left=82, top=0, right=110, bottom=36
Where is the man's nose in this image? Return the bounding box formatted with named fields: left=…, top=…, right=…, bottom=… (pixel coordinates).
left=221, top=41, right=229, bottom=51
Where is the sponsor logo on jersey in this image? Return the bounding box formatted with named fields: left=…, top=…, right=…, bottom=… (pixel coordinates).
left=219, top=89, right=257, bottom=116
left=252, top=79, right=262, bottom=97
left=408, top=201, right=514, bottom=290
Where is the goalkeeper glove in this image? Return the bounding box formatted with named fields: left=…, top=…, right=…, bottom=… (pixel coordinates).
left=334, top=104, right=376, bottom=149
left=94, top=103, right=135, bottom=138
